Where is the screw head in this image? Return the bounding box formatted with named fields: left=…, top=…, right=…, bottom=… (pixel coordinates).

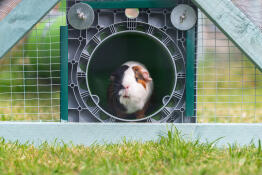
left=68, top=3, right=94, bottom=30
left=170, top=4, right=197, bottom=31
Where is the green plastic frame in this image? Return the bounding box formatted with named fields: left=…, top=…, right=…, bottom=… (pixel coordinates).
left=84, top=0, right=178, bottom=9
left=61, top=0, right=196, bottom=121
left=186, top=27, right=196, bottom=117
left=60, top=26, right=68, bottom=122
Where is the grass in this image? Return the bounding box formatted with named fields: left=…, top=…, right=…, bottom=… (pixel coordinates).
left=0, top=130, right=261, bottom=175
left=0, top=93, right=60, bottom=121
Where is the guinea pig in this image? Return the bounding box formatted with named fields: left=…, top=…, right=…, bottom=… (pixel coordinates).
left=107, top=61, right=153, bottom=119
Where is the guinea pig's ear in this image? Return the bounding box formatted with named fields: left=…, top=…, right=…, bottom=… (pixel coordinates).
left=143, top=72, right=152, bottom=81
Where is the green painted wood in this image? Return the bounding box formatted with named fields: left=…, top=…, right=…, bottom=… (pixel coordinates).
left=192, top=0, right=262, bottom=70
left=0, top=0, right=60, bottom=58
left=84, top=0, right=177, bottom=8
left=0, top=122, right=261, bottom=147
left=186, top=27, right=196, bottom=117
left=60, top=26, right=68, bottom=122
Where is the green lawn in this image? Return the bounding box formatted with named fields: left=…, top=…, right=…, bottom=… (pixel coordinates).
left=0, top=130, right=261, bottom=175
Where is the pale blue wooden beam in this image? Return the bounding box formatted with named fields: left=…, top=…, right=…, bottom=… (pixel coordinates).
left=0, top=122, right=261, bottom=147
left=192, top=0, right=262, bottom=70
left=0, top=0, right=61, bottom=58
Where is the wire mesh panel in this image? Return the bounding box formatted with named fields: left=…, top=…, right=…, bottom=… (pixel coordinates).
left=196, top=11, right=262, bottom=123
left=0, top=1, right=66, bottom=121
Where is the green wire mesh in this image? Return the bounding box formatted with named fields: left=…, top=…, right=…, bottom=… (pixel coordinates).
left=197, top=10, right=262, bottom=123
left=0, top=1, right=66, bottom=121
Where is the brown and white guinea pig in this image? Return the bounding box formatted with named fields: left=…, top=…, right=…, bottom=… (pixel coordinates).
left=107, top=61, right=153, bottom=119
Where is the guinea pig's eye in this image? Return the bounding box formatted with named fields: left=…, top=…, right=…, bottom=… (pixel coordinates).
left=133, top=67, right=138, bottom=72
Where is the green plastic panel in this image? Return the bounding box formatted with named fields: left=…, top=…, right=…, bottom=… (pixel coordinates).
left=186, top=27, right=196, bottom=117
left=84, top=0, right=177, bottom=8
left=0, top=0, right=60, bottom=58
left=60, top=26, right=68, bottom=122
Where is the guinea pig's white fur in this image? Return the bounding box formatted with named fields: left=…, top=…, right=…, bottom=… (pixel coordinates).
left=118, top=61, right=153, bottom=114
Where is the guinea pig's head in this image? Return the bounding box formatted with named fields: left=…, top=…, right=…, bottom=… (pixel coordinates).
left=110, top=61, right=153, bottom=99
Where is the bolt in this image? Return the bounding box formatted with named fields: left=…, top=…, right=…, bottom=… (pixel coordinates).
left=77, top=9, right=87, bottom=20
left=180, top=10, right=187, bottom=23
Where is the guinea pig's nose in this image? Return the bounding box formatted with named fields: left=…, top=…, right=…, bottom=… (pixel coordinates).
left=125, top=86, right=129, bottom=89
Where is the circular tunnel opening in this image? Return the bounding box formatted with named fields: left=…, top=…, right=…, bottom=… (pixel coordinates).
left=87, top=31, right=176, bottom=121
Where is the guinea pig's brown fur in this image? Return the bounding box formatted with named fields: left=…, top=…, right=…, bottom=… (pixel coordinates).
left=134, top=100, right=150, bottom=119
left=132, top=66, right=148, bottom=89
